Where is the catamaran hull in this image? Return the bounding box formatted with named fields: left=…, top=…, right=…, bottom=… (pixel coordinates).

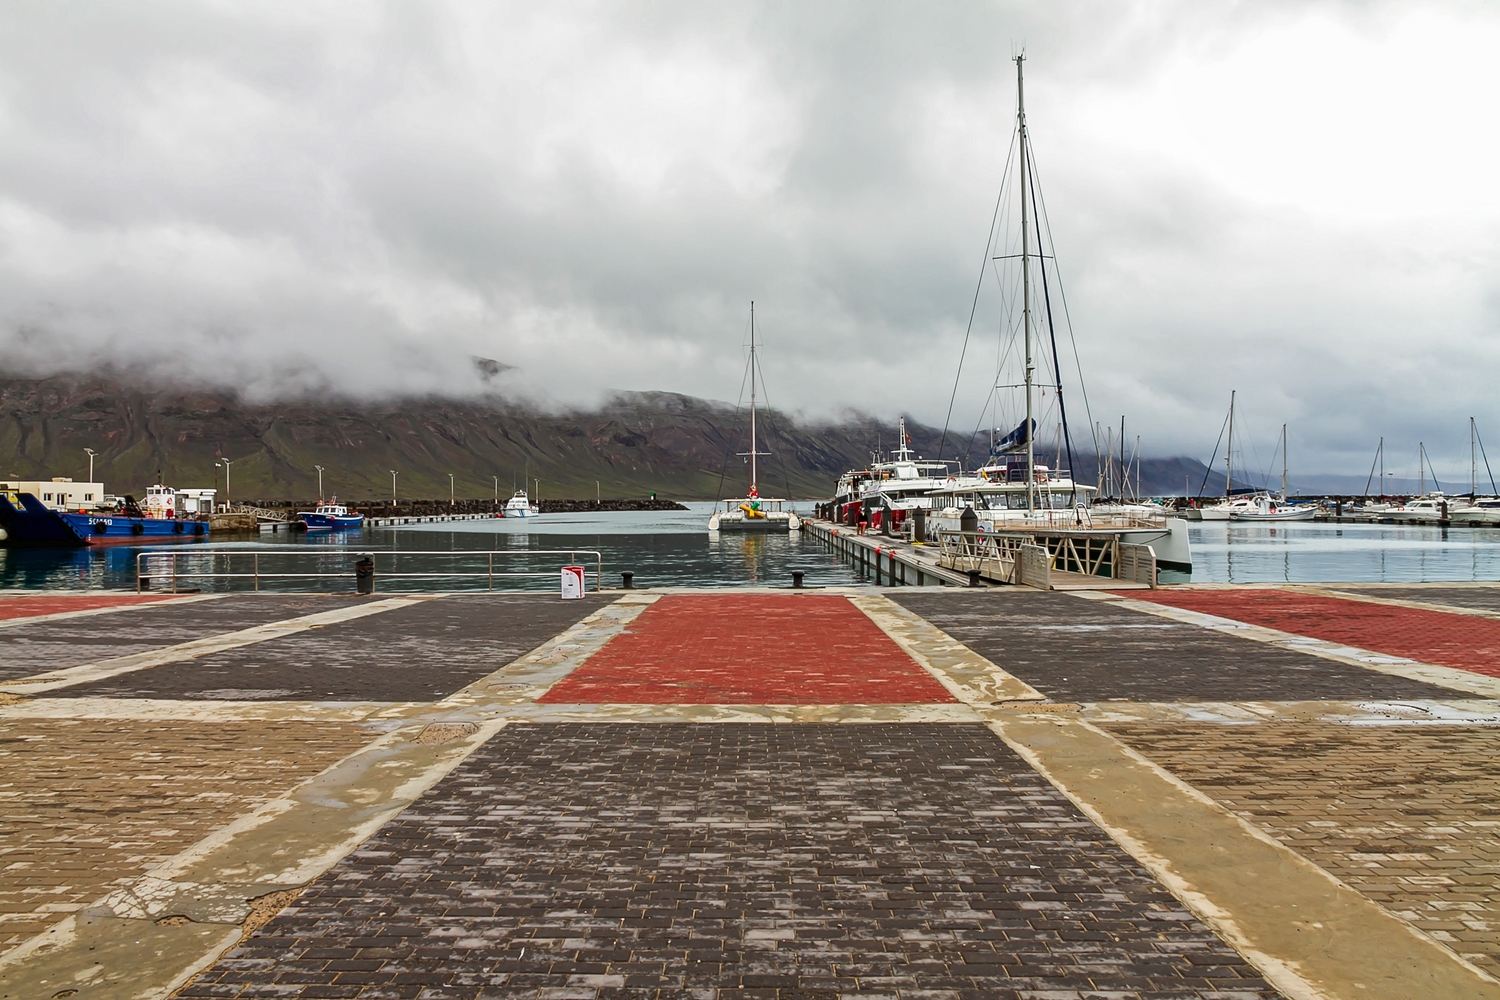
left=709, top=513, right=799, bottom=533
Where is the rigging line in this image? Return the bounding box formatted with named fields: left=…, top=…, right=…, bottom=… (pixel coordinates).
left=1198, top=408, right=1231, bottom=497
left=1363, top=439, right=1381, bottom=498
left=751, top=346, right=796, bottom=500
left=1026, top=141, right=1078, bottom=502
left=712, top=324, right=755, bottom=503
left=1028, top=150, right=1099, bottom=459
left=938, top=131, right=1017, bottom=463
left=964, top=381, right=1001, bottom=470
left=1477, top=422, right=1498, bottom=494
left=1425, top=446, right=1444, bottom=494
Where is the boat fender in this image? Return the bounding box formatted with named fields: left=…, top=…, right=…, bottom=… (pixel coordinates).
left=92, top=521, right=108, bottom=535
left=131, top=522, right=145, bottom=536
left=173, top=521, right=185, bottom=534
left=194, top=522, right=206, bottom=535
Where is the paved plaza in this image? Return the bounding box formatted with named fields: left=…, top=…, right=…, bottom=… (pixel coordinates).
left=2, top=584, right=1500, bottom=999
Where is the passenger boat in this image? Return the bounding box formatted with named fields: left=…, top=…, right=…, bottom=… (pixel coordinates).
left=709, top=302, right=798, bottom=533
left=0, top=482, right=210, bottom=545
left=849, top=418, right=954, bottom=526
left=502, top=490, right=539, bottom=518
left=298, top=498, right=365, bottom=530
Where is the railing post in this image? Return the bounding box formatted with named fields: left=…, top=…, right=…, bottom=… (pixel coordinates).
left=254, top=552, right=259, bottom=593
left=488, top=552, right=494, bottom=591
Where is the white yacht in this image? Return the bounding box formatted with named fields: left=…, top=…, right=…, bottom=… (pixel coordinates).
left=502, top=490, right=539, bottom=518
left=1450, top=498, right=1500, bottom=525
left=856, top=418, right=955, bottom=521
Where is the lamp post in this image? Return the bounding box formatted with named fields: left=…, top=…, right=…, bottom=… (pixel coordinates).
left=493, top=476, right=498, bottom=505
left=390, top=470, right=399, bottom=507
left=314, top=465, right=325, bottom=503
left=84, top=448, right=96, bottom=483
left=219, top=458, right=233, bottom=505
left=449, top=473, right=455, bottom=508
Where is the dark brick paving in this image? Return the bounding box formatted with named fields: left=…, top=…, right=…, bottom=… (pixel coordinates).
left=185, top=723, right=1279, bottom=999
left=58, top=595, right=615, bottom=701
left=1328, top=586, right=1500, bottom=614
left=893, top=591, right=1456, bottom=703
left=0, top=595, right=374, bottom=681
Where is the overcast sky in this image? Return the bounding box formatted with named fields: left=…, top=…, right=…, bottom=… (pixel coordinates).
left=1, top=1, right=1497, bottom=477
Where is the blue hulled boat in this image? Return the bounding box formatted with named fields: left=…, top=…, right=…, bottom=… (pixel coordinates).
left=297, top=501, right=364, bottom=530
left=0, top=491, right=208, bottom=545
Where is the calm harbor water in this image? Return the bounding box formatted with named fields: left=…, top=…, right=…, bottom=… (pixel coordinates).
left=3, top=504, right=1500, bottom=591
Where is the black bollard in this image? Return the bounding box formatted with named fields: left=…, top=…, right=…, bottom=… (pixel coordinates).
left=622, top=571, right=634, bottom=590
left=792, top=570, right=805, bottom=589
left=355, top=556, right=375, bottom=595
left=967, top=569, right=981, bottom=588
left=913, top=507, right=926, bottom=544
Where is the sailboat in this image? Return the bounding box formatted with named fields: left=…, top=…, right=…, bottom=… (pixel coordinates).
left=708, top=303, right=800, bottom=533
left=919, top=54, right=1191, bottom=573
left=1232, top=424, right=1316, bottom=521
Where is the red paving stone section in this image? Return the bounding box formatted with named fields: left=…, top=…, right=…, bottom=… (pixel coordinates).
left=541, top=594, right=954, bottom=704
left=1129, top=588, right=1500, bottom=678
left=0, top=593, right=174, bottom=621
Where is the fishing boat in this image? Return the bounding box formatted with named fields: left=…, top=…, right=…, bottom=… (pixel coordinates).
left=502, top=490, right=539, bottom=518
left=0, top=481, right=210, bottom=545
left=298, top=498, right=365, bottom=530
left=709, top=303, right=799, bottom=533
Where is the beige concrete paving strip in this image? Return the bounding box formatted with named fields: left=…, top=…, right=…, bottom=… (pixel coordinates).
left=850, top=593, right=1045, bottom=705
left=0, top=593, right=224, bottom=630
left=991, top=709, right=1500, bottom=1000
left=0, top=696, right=428, bottom=723
left=1075, top=590, right=1500, bottom=698
left=1298, top=583, right=1500, bottom=620
left=1077, top=698, right=1500, bottom=727
left=0, top=596, right=428, bottom=694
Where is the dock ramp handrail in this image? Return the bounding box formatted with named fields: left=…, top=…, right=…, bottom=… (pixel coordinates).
left=135, top=547, right=603, bottom=594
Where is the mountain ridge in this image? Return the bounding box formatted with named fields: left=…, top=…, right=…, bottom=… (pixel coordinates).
left=2, top=371, right=1227, bottom=500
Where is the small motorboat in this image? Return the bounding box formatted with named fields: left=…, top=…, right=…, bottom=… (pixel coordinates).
left=298, top=499, right=364, bottom=530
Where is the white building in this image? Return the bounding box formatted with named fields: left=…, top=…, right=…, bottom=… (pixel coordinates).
left=0, top=478, right=105, bottom=511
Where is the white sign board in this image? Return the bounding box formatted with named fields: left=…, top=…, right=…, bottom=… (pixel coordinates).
left=560, top=565, right=586, bottom=599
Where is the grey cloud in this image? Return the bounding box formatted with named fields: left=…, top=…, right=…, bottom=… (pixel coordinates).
left=0, top=0, right=1495, bottom=479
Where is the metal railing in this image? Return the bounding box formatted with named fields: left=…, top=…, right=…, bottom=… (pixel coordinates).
left=136, top=547, right=603, bottom=594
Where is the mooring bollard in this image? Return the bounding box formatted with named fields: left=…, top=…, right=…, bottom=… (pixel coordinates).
left=913, top=507, right=926, bottom=544
left=792, top=570, right=805, bottom=589
left=355, top=555, right=375, bottom=595
left=622, top=571, right=634, bottom=590
left=967, top=569, right=981, bottom=588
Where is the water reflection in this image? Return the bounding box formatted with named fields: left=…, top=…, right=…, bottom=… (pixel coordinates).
left=1190, top=521, right=1500, bottom=584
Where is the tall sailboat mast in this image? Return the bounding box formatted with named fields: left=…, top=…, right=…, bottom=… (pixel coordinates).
left=1281, top=423, right=1288, bottom=500
left=1016, top=53, right=1036, bottom=513
left=1225, top=390, right=1235, bottom=498
left=749, top=302, right=758, bottom=493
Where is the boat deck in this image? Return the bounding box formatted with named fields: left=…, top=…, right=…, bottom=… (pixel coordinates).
left=3, top=584, right=1500, bottom=998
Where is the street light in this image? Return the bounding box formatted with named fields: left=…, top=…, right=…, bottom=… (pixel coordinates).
left=493, top=475, right=499, bottom=507
left=390, top=470, right=399, bottom=506
left=84, top=448, right=96, bottom=483
left=314, top=465, right=325, bottom=503
left=449, top=473, right=455, bottom=508
left=218, top=458, right=233, bottom=505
